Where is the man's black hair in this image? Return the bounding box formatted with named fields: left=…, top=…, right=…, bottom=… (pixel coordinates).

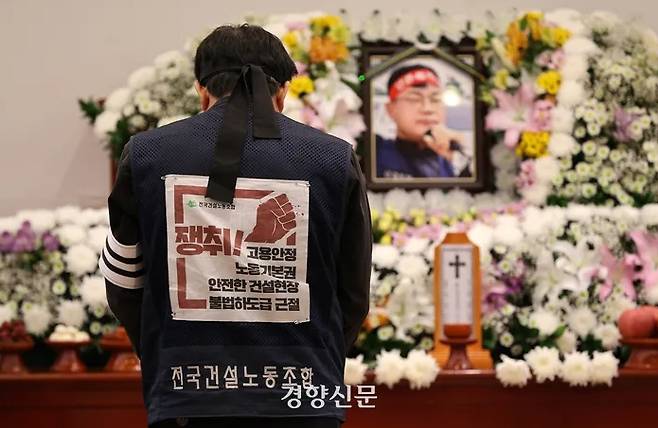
left=194, top=24, right=297, bottom=98
left=387, top=64, right=438, bottom=91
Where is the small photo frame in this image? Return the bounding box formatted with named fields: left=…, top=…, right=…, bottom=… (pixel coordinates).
left=361, top=42, right=492, bottom=190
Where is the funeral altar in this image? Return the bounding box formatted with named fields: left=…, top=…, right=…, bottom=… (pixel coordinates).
left=3, top=7, right=658, bottom=427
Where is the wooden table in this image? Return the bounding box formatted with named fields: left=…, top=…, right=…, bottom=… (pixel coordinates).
left=2, top=370, right=658, bottom=428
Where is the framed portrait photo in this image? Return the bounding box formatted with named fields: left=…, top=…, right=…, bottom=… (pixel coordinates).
left=361, top=41, right=492, bottom=190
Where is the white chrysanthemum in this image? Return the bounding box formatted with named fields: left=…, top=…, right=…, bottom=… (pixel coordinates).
left=372, top=244, right=400, bottom=269
left=402, top=238, right=430, bottom=255
left=520, top=183, right=550, bottom=206
left=93, top=110, right=121, bottom=139
left=567, top=306, right=597, bottom=338
left=57, top=299, right=87, bottom=328
left=75, top=208, right=101, bottom=228
left=424, top=243, right=438, bottom=264
left=0, top=216, right=21, bottom=233
left=586, top=11, right=621, bottom=31
left=550, top=106, right=575, bottom=133
left=55, top=224, right=87, bottom=247
left=154, top=50, right=188, bottom=70
left=396, top=254, right=429, bottom=278
left=610, top=206, right=640, bottom=224
left=367, top=192, right=384, bottom=214
left=560, top=55, right=589, bottom=81
left=0, top=303, right=16, bottom=324
left=157, top=115, right=191, bottom=128
left=490, top=141, right=517, bottom=168
left=128, top=66, right=157, bottom=89
left=55, top=206, right=82, bottom=225
left=492, top=220, right=523, bottom=247
left=15, top=209, right=56, bottom=233
left=593, top=323, right=621, bottom=350
left=64, top=244, right=99, bottom=277
left=557, top=80, right=586, bottom=107
left=524, top=347, right=561, bottom=383
left=374, top=349, right=406, bottom=388
left=87, top=225, right=108, bottom=254
left=443, top=190, right=474, bottom=216
left=94, top=208, right=110, bottom=226
left=644, top=286, right=658, bottom=305
left=590, top=351, right=619, bottom=386
left=495, top=355, right=532, bottom=387
left=556, top=329, right=578, bottom=354
left=473, top=192, right=511, bottom=211
left=560, top=352, right=591, bottom=386
left=640, top=204, right=658, bottom=226
left=467, top=222, right=494, bottom=253
left=383, top=188, right=413, bottom=214
left=563, top=37, right=599, bottom=56
left=545, top=9, right=584, bottom=35
left=104, top=87, right=132, bottom=113
left=565, top=204, right=594, bottom=223
left=496, top=171, right=517, bottom=193
left=423, top=189, right=447, bottom=212
left=529, top=309, right=561, bottom=336
left=404, top=350, right=440, bottom=389
left=604, top=296, right=636, bottom=321
left=534, top=156, right=560, bottom=184
left=23, top=303, right=52, bottom=335
left=344, top=355, right=368, bottom=385
left=548, top=133, right=577, bottom=157
left=80, top=275, right=108, bottom=307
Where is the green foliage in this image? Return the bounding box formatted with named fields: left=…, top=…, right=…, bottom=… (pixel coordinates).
left=78, top=98, right=103, bottom=124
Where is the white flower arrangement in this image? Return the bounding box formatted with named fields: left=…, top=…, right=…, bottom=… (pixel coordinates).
left=0, top=207, right=118, bottom=340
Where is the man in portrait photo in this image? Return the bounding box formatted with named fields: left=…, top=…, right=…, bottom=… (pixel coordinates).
left=375, top=64, right=468, bottom=179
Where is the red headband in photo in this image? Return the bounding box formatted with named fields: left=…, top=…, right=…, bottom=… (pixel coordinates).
left=389, top=69, right=441, bottom=101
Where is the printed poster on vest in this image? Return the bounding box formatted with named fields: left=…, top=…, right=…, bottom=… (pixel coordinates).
left=165, top=175, right=310, bottom=323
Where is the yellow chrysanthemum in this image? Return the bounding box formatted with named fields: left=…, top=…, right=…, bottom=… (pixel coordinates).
left=380, top=234, right=392, bottom=245
left=397, top=223, right=407, bottom=233
left=536, top=70, right=561, bottom=95
left=493, top=69, right=511, bottom=90
left=525, top=12, right=544, bottom=40
left=516, top=131, right=550, bottom=158
left=289, top=75, right=315, bottom=97
left=282, top=31, right=299, bottom=48
left=505, top=22, right=528, bottom=66
left=309, top=36, right=349, bottom=63
left=551, top=27, right=571, bottom=46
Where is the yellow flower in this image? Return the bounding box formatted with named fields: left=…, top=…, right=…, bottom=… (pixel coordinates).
left=397, top=223, right=407, bottom=233
left=309, top=36, right=349, bottom=63
left=536, top=70, right=561, bottom=95
left=429, top=216, right=440, bottom=225
left=551, top=27, right=571, bottom=46
left=380, top=234, right=392, bottom=245
left=282, top=31, right=298, bottom=48
left=289, top=75, right=315, bottom=97
left=413, top=216, right=425, bottom=227
left=516, top=131, right=550, bottom=158
left=522, top=12, right=544, bottom=41
left=493, top=69, right=511, bottom=90
left=505, top=22, right=528, bottom=67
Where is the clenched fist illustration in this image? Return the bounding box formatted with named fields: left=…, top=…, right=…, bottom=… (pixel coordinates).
left=245, top=194, right=297, bottom=243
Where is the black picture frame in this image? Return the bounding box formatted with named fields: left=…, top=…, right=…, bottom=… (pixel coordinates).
left=360, top=39, right=493, bottom=191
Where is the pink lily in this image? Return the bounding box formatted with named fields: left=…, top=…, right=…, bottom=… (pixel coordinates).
left=599, top=245, right=638, bottom=301
left=485, top=83, right=538, bottom=148
left=629, top=230, right=658, bottom=291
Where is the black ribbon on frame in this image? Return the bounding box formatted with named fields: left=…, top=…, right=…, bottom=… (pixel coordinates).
left=201, top=64, right=281, bottom=203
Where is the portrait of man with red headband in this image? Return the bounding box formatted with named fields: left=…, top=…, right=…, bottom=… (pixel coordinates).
left=374, top=63, right=472, bottom=179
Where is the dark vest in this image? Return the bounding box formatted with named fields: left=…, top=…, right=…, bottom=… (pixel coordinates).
left=130, top=99, right=353, bottom=425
